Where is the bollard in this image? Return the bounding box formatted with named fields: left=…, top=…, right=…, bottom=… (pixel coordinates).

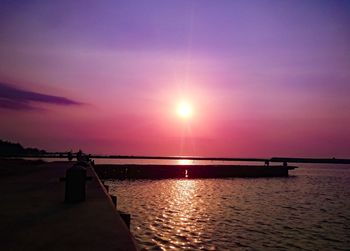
left=118, top=211, right=131, bottom=229
left=60, top=164, right=91, bottom=203
left=111, top=195, right=117, bottom=208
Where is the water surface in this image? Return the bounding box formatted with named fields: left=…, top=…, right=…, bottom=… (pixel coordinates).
left=106, top=164, right=350, bottom=250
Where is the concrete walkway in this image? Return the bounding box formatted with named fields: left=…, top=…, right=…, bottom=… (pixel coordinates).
left=0, top=161, right=138, bottom=251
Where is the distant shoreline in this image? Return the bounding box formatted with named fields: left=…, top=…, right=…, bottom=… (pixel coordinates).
left=2, top=154, right=350, bottom=164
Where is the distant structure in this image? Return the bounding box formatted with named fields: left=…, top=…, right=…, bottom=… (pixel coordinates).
left=67, top=151, right=73, bottom=161
left=76, top=150, right=93, bottom=166
left=77, top=149, right=83, bottom=161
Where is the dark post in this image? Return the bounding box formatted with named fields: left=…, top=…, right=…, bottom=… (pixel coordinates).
left=64, top=165, right=87, bottom=203
left=119, top=211, right=131, bottom=229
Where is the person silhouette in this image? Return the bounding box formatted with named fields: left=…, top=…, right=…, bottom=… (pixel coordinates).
left=77, top=150, right=83, bottom=161
left=68, top=150, right=73, bottom=161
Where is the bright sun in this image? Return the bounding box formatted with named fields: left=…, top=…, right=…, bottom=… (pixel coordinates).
left=177, top=101, right=193, bottom=119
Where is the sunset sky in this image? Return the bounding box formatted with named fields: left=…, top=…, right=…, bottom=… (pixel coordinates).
left=0, top=0, right=349, bottom=157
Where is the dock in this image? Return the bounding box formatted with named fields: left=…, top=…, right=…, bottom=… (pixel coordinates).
left=94, top=164, right=297, bottom=179
left=0, top=159, right=138, bottom=251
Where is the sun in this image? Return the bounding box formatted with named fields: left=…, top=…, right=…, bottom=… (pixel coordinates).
left=177, top=101, right=193, bottom=119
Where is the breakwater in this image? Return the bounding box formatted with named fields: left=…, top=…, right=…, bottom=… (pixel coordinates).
left=94, top=164, right=297, bottom=179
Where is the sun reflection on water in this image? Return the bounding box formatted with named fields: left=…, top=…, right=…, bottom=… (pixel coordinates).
left=154, top=179, right=214, bottom=250
left=108, top=167, right=350, bottom=251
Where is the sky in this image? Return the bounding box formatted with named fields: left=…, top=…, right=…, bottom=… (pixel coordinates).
left=0, top=0, right=349, bottom=157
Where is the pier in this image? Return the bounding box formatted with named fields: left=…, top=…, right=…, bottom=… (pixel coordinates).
left=94, top=164, right=297, bottom=179
left=0, top=159, right=138, bottom=251
left=89, top=155, right=350, bottom=179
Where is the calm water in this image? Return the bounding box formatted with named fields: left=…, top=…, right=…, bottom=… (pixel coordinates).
left=105, top=164, right=350, bottom=251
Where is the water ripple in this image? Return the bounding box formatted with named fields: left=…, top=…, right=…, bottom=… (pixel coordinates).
left=107, top=165, right=350, bottom=250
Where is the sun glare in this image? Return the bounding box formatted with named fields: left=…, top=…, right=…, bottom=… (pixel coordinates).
left=177, top=159, right=192, bottom=165
left=177, top=101, right=193, bottom=119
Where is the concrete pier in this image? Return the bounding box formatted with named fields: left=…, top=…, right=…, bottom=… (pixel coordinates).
left=94, top=164, right=298, bottom=179
left=0, top=160, right=138, bottom=251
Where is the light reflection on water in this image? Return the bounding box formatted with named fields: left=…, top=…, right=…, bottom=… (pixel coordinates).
left=107, top=165, right=350, bottom=251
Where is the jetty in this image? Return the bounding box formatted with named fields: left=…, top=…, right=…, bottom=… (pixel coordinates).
left=92, top=155, right=299, bottom=179
left=90, top=155, right=350, bottom=179
left=0, top=159, right=138, bottom=251
left=94, top=164, right=296, bottom=179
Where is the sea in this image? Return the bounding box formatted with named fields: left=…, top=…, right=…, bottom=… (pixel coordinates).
left=99, top=160, right=350, bottom=251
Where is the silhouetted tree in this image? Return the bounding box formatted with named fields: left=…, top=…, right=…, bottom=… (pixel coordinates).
left=0, top=139, right=47, bottom=156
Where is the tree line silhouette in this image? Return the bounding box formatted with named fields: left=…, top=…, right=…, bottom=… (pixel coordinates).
left=0, top=139, right=46, bottom=156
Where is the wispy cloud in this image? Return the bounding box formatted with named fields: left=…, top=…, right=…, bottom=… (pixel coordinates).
left=0, top=82, right=82, bottom=110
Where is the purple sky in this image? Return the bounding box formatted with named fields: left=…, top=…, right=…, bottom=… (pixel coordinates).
left=0, top=0, right=349, bottom=157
